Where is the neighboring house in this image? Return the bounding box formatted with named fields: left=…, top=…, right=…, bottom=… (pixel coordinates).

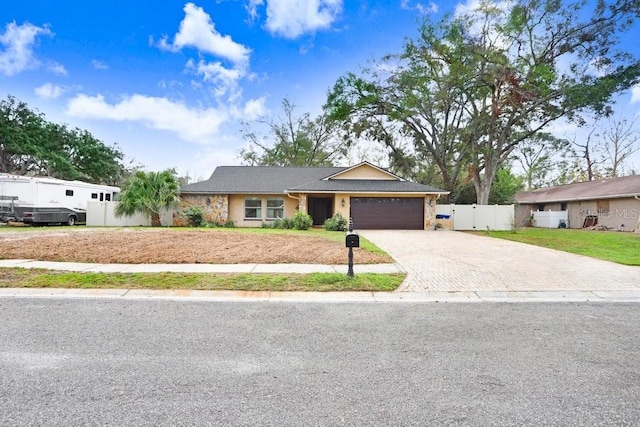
left=515, top=175, right=640, bottom=231
left=179, top=162, right=448, bottom=230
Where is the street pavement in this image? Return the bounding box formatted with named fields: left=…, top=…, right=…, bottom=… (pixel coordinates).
left=2, top=299, right=639, bottom=426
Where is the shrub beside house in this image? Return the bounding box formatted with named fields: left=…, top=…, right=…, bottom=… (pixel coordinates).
left=178, top=162, right=449, bottom=230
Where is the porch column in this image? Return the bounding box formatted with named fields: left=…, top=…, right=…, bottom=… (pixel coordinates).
left=298, top=194, right=307, bottom=214
left=424, top=196, right=436, bottom=230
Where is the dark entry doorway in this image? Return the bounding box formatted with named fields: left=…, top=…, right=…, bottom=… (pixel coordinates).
left=308, top=197, right=333, bottom=226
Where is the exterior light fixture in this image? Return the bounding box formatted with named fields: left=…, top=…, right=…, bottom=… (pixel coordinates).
left=341, top=198, right=346, bottom=207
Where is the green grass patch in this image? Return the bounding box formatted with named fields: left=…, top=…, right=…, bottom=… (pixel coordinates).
left=311, top=230, right=388, bottom=255
left=0, top=269, right=405, bottom=292
left=480, top=228, right=640, bottom=266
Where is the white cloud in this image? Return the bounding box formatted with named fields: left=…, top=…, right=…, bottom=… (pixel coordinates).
left=186, top=58, right=245, bottom=99
left=263, top=0, right=343, bottom=39
left=48, top=62, right=67, bottom=75
left=630, top=85, right=640, bottom=104
left=246, top=0, right=264, bottom=23
left=0, top=21, right=53, bottom=76
left=157, top=3, right=252, bottom=99
left=417, top=2, right=439, bottom=15
left=401, top=1, right=438, bottom=15
left=91, top=59, right=109, bottom=70
left=158, top=3, right=250, bottom=65
left=34, top=82, right=65, bottom=99
left=242, top=97, right=267, bottom=119
left=158, top=79, right=183, bottom=89
left=66, top=93, right=229, bottom=144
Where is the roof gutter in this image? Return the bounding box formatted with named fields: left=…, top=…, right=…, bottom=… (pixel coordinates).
left=520, top=193, right=640, bottom=204
left=286, top=192, right=299, bottom=201
left=284, top=190, right=450, bottom=195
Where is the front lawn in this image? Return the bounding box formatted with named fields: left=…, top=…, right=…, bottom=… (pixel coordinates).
left=482, top=228, right=640, bottom=266
left=0, top=269, right=405, bottom=292
left=0, top=226, right=393, bottom=264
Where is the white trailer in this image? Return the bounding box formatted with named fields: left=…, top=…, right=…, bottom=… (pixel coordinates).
left=0, top=174, right=120, bottom=225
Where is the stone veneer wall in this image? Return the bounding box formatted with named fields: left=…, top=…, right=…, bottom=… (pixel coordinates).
left=424, top=196, right=437, bottom=230
left=174, top=194, right=229, bottom=226
left=298, top=194, right=307, bottom=214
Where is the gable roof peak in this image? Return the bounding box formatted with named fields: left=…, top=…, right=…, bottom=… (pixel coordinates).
left=323, top=161, right=403, bottom=181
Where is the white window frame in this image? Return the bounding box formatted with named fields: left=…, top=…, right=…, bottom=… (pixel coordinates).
left=244, top=197, right=263, bottom=220
left=266, top=198, right=285, bottom=220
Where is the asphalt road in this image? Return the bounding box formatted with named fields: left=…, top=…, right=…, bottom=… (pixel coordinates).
left=1, top=299, right=639, bottom=426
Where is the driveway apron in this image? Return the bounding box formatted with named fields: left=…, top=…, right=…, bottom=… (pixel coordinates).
left=359, top=230, right=640, bottom=292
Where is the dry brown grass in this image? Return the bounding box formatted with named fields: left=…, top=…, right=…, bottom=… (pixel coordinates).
left=0, top=227, right=392, bottom=265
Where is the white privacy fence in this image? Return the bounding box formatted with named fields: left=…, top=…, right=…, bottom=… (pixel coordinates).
left=532, top=210, right=568, bottom=228
left=87, top=201, right=174, bottom=226
left=87, top=201, right=151, bottom=227
left=436, top=204, right=514, bottom=231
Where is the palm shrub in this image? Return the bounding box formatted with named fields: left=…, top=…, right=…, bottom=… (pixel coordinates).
left=324, top=212, right=347, bottom=231
left=115, top=169, right=180, bottom=226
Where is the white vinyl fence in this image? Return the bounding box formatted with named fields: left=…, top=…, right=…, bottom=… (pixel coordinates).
left=87, top=201, right=174, bottom=226
left=436, top=204, right=514, bottom=231
left=87, top=201, right=151, bottom=227
left=532, top=210, right=568, bottom=228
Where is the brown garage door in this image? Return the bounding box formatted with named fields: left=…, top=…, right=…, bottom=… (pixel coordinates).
left=350, top=197, right=424, bottom=230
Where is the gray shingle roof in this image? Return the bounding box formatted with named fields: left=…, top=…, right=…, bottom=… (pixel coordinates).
left=288, top=179, right=447, bottom=193
left=516, top=175, right=640, bottom=203
left=181, top=165, right=448, bottom=194
left=181, top=166, right=345, bottom=194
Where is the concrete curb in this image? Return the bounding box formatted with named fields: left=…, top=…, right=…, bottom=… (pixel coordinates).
left=1, top=288, right=639, bottom=303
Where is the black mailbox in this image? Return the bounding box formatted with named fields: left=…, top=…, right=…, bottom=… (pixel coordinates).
left=345, top=232, right=360, bottom=248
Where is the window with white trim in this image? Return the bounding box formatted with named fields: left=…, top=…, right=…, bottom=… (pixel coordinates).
left=266, top=198, right=284, bottom=219
left=244, top=197, right=262, bottom=219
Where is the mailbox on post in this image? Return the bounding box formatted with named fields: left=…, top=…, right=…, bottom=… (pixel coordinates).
left=345, top=232, right=360, bottom=248
left=345, top=219, right=358, bottom=277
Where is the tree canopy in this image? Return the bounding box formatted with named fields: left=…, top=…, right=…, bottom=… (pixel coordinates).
left=0, top=95, right=125, bottom=184
left=240, top=98, right=347, bottom=167
left=325, top=0, right=640, bottom=203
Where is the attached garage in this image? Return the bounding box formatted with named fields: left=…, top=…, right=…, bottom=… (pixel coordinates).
left=350, top=197, right=424, bottom=229
left=182, top=161, right=448, bottom=230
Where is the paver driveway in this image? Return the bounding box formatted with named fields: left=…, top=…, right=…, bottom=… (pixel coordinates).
left=360, top=230, right=640, bottom=292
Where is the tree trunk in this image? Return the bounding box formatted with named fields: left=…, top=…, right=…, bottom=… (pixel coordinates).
left=150, top=212, right=161, bottom=227
left=473, top=159, right=499, bottom=205
left=474, top=176, right=493, bottom=205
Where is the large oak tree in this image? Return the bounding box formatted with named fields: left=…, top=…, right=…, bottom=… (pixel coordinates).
left=240, top=98, right=346, bottom=167
left=0, top=95, right=125, bottom=184
left=326, top=0, right=640, bottom=203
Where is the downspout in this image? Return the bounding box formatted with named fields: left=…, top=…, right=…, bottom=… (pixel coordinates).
left=286, top=192, right=301, bottom=211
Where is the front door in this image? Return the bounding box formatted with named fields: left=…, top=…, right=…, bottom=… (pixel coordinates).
left=308, top=197, right=333, bottom=226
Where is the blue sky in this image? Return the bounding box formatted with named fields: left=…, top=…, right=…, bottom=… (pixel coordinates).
left=1, top=0, right=639, bottom=182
